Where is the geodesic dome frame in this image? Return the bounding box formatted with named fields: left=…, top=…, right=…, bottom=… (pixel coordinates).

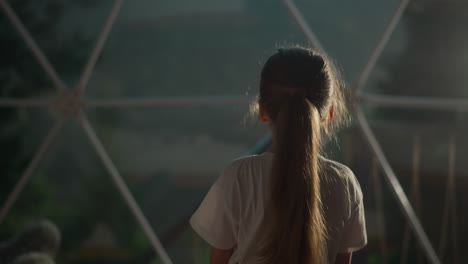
left=2, top=0, right=466, bottom=263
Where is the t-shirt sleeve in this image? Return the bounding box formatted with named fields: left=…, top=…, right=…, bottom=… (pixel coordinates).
left=189, top=166, right=238, bottom=249
left=339, top=173, right=367, bottom=253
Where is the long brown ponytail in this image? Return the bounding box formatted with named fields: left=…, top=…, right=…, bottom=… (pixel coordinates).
left=256, top=47, right=346, bottom=263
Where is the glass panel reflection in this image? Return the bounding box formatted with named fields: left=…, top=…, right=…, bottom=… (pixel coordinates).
left=4, top=0, right=115, bottom=88
left=294, top=0, right=399, bottom=82
left=86, top=0, right=309, bottom=97
left=364, top=1, right=468, bottom=98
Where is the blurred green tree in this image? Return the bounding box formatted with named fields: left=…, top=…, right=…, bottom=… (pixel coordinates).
left=0, top=0, right=92, bottom=246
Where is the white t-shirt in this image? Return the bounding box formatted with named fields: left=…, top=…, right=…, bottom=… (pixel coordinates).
left=190, top=152, right=367, bottom=264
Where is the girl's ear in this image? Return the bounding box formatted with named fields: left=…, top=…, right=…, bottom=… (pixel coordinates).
left=323, top=105, right=334, bottom=122
left=259, top=104, right=270, bottom=123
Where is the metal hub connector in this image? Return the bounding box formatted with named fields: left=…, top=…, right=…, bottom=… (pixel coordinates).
left=54, top=92, right=83, bottom=118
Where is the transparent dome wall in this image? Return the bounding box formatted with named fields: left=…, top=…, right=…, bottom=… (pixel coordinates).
left=1, top=0, right=468, bottom=263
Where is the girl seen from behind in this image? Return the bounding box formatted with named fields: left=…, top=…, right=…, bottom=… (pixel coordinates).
left=190, top=47, right=367, bottom=264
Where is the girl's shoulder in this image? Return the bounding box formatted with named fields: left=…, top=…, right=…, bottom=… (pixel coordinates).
left=215, top=152, right=273, bottom=189
left=226, top=152, right=273, bottom=170
left=319, top=156, right=355, bottom=179
left=319, top=156, right=363, bottom=205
